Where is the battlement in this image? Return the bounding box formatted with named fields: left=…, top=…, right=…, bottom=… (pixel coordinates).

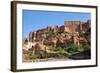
left=29, top=20, right=90, bottom=42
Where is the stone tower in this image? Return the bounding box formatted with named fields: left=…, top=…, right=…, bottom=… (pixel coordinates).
left=29, top=32, right=33, bottom=42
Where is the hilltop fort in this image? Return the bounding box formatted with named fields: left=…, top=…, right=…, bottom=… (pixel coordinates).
left=28, top=20, right=90, bottom=47
left=22, top=20, right=91, bottom=62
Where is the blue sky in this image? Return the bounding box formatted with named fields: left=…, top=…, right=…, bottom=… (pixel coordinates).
left=22, top=10, right=91, bottom=38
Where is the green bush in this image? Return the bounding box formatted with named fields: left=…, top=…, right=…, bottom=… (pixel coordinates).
left=64, top=44, right=91, bottom=55
left=83, top=44, right=90, bottom=51
left=47, top=53, right=65, bottom=58
left=48, top=47, right=69, bottom=58
left=56, top=53, right=66, bottom=58
left=48, top=47, right=65, bottom=52
left=29, top=54, right=39, bottom=60
left=65, top=44, right=80, bottom=54
left=29, top=51, right=47, bottom=59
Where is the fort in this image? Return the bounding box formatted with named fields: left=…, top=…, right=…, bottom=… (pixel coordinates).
left=28, top=20, right=90, bottom=47
left=22, top=20, right=91, bottom=62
